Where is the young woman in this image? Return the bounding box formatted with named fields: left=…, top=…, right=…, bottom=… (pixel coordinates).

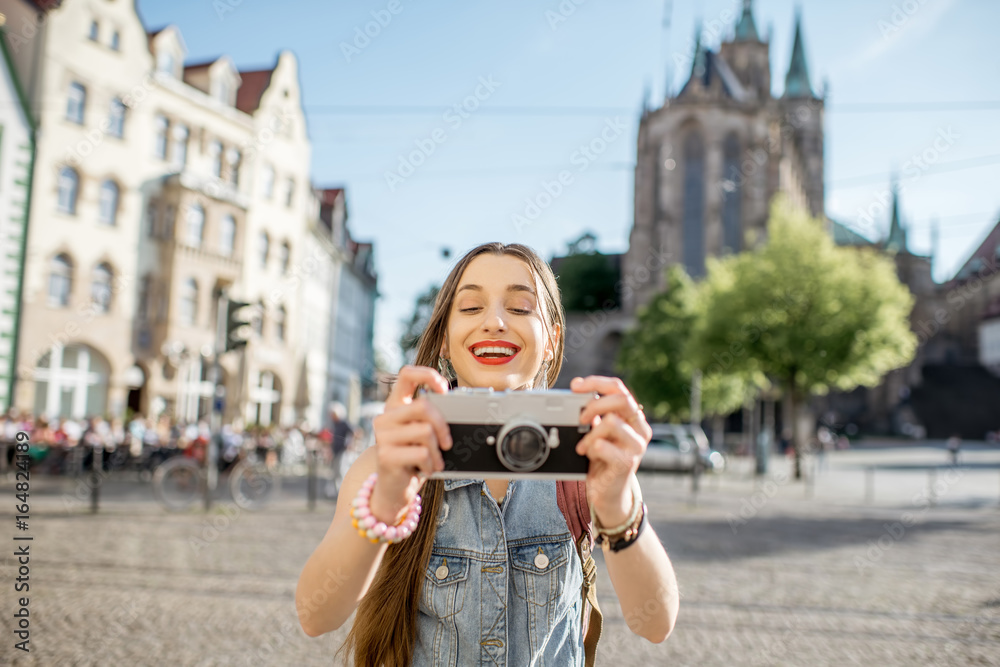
left=296, top=242, right=679, bottom=665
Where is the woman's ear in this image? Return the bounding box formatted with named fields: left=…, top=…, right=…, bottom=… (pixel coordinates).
left=439, top=335, right=449, bottom=360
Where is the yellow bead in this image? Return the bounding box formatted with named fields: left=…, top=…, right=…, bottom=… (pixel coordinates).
left=351, top=518, right=359, bottom=529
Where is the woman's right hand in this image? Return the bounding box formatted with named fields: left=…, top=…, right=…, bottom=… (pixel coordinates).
left=368, top=365, right=453, bottom=524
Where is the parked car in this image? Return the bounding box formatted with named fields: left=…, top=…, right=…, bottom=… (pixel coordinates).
left=640, top=424, right=726, bottom=473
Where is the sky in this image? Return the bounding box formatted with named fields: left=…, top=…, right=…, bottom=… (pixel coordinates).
left=137, top=0, right=1000, bottom=371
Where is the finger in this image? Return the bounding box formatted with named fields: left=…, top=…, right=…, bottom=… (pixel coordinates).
left=577, top=413, right=645, bottom=458
left=378, top=400, right=454, bottom=451
left=386, top=446, right=439, bottom=478
left=386, top=365, right=449, bottom=409
left=578, top=393, right=639, bottom=426
left=379, top=422, right=444, bottom=472
left=570, top=375, right=628, bottom=398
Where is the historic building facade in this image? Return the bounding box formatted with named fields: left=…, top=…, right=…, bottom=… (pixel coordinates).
left=1, top=0, right=377, bottom=427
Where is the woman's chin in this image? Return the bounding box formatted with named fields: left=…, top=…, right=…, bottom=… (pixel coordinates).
left=455, top=371, right=528, bottom=391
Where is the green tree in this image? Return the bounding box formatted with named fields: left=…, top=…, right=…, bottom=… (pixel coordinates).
left=691, top=196, right=917, bottom=476
left=399, top=284, right=440, bottom=364
left=556, top=251, right=619, bottom=312
left=618, top=265, right=750, bottom=422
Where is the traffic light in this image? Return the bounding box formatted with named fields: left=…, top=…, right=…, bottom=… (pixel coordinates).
left=225, top=299, right=252, bottom=352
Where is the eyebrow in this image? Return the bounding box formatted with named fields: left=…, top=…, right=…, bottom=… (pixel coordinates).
left=456, top=283, right=536, bottom=296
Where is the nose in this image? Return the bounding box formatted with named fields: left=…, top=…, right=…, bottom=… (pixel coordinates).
left=481, top=301, right=507, bottom=333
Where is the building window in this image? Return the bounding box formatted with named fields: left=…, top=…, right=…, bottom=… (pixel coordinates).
left=209, top=140, right=223, bottom=178
left=180, top=278, right=198, bottom=326
left=110, top=30, right=120, bottom=51
left=48, top=254, right=73, bottom=307
left=146, top=199, right=159, bottom=238
left=219, top=215, right=236, bottom=257
left=184, top=204, right=205, bottom=248
left=248, top=370, right=281, bottom=426
left=157, top=50, right=175, bottom=77
left=66, top=82, right=86, bottom=124
left=57, top=167, right=80, bottom=215
left=154, top=115, right=169, bottom=159
left=32, top=344, right=110, bottom=419
left=259, top=231, right=269, bottom=269
left=171, top=124, right=189, bottom=168
left=262, top=164, right=274, bottom=199
left=91, top=262, right=113, bottom=313
left=722, top=133, right=742, bottom=254
left=98, top=180, right=119, bottom=225
left=682, top=131, right=706, bottom=278
left=163, top=205, right=176, bottom=240
left=279, top=241, right=290, bottom=274
left=108, top=98, right=125, bottom=138
left=252, top=300, right=265, bottom=336
left=88, top=20, right=99, bottom=41
left=227, top=148, right=241, bottom=186
left=285, top=177, right=295, bottom=208
left=275, top=305, right=286, bottom=342
left=138, top=274, right=151, bottom=322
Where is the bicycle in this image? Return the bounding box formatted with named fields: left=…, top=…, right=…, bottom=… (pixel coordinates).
left=151, top=453, right=280, bottom=511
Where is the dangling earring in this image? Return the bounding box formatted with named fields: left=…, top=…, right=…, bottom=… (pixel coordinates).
left=437, top=356, right=456, bottom=383
left=533, top=359, right=550, bottom=390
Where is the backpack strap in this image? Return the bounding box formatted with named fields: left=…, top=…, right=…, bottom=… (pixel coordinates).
left=556, top=480, right=603, bottom=667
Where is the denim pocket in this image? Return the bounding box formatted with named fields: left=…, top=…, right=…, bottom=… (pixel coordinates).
left=510, top=537, right=572, bottom=606
left=419, top=553, right=471, bottom=619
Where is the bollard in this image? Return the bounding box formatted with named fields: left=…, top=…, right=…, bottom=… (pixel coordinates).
left=865, top=466, right=874, bottom=504
left=689, top=462, right=701, bottom=508
left=91, top=446, right=102, bottom=514
left=928, top=468, right=937, bottom=507
left=307, top=446, right=317, bottom=512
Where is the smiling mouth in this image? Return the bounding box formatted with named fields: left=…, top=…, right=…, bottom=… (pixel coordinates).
left=470, top=343, right=520, bottom=365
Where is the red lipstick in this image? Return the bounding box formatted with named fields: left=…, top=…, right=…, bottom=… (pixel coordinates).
left=469, top=340, right=521, bottom=365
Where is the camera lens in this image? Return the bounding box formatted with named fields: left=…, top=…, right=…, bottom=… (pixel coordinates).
left=497, top=423, right=550, bottom=472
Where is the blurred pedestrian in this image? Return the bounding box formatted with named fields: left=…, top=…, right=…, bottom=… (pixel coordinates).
left=323, top=402, right=353, bottom=499
left=946, top=434, right=961, bottom=465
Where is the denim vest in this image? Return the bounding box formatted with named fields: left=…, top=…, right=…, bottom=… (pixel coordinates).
left=413, top=478, right=584, bottom=666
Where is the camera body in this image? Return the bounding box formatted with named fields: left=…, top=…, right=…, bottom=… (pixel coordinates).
left=427, top=388, right=593, bottom=480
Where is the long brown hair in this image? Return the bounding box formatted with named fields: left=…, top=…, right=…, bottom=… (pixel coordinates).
left=343, top=243, right=566, bottom=666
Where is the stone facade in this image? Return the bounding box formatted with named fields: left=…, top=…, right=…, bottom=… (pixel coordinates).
left=1, top=0, right=376, bottom=427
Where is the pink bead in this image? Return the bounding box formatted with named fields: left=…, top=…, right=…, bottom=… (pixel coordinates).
left=373, top=521, right=387, bottom=535
left=355, top=507, right=370, bottom=519
left=385, top=526, right=398, bottom=541
left=361, top=516, right=375, bottom=529
left=397, top=525, right=411, bottom=539
left=358, top=487, right=372, bottom=498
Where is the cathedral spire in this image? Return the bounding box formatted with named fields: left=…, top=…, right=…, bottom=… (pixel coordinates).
left=783, top=11, right=815, bottom=98
left=885, top=180, right=908, bottom=253
left=734, top=0, right=760, bottom=42
left=690, top=22, right=707, bottom=84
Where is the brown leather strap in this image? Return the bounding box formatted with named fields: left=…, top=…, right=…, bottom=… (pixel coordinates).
left=577, top=533, right=603, bottom=667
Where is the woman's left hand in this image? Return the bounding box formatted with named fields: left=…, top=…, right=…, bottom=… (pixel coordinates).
left=570, top=375, right=652, bottom=527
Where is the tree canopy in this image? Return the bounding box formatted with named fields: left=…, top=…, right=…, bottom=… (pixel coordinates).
left=617, top=265, right=750, bottom=422
left=690, top=195, right=917, bottom=402
left=399, top=284, right=440, bottom=364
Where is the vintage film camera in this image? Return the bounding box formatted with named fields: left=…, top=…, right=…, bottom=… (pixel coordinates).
left=426, top=388, right=593, bottom=479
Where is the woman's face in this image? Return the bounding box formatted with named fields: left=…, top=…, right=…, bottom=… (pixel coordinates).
left=442, top=254, right=557, bottom=391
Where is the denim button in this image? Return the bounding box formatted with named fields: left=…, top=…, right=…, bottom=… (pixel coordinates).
left=534, top=553, right=549, bottom=569
left=435, top=564, right=449, bottom=580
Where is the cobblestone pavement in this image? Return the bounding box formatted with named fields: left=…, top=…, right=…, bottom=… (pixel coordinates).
left=1, top=446, right=999, bottom=666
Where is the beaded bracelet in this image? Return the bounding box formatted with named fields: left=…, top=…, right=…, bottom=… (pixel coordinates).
left=349, top=473, right=422, bottom=544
